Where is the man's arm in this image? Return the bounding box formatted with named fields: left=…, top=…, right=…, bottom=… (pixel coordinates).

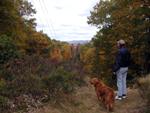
left=113, top=51, right=122, bottom=72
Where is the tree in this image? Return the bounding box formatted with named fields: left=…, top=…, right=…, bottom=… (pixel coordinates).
left=61, top=44, right=72, bottom=61
left=80, top=43, right=95, bottom=74
left=88, top=0, right=150, bottom=77
left=25, top=31, right=51, bottom=57
left=0, top=0, right=36, bottom=53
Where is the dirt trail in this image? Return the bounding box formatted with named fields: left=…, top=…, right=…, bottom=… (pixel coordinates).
left=30, top=77, right=146, bottom=113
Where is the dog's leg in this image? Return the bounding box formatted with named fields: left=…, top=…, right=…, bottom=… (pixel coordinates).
left=101, top=96, right=105, bottom=103
left=96, top=92, right=101, bottom=101
left=103, top=99, right=109, bottom=112
left=108, top=103, right=114, bottom=112
left=104, top=97, right=113, bottom=112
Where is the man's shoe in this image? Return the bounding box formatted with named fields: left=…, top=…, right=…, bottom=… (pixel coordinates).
left=115, top=96, right=122, bottom=100
left=122, top=94, right=127, bottom=99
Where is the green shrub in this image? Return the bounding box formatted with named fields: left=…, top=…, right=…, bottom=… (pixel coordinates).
left=42, top=67, right=76, bottom=99
left=0, top=79, right=6, bottom=91
left=0, top=55, right=85, bottom=112
left=0, top=35, right=19, bottom=64
left=0, top=55, right=55, bottom=96
left=10, top=74, right=44, bottom=97
left=137, top=74, right=150, bottom=111
left=0, top=95, right=9, bottom=112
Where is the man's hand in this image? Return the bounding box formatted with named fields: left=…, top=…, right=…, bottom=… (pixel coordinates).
left=113, top=72, right=116, bottom=75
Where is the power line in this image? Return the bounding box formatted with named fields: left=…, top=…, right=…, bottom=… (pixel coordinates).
left=42, top=0, right=57, bottom=38
left=32, top=0, right=53, bottom=38
left=38, top=0, right=54, bottom=38
left=38, top=0, right=56, bottom=39
left=32, top=0, right=45, bottom=31
left=40, top=0, right=57, bottom=38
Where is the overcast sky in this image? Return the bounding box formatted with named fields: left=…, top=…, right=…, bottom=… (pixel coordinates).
left=29, top=0, right=99, bottom=41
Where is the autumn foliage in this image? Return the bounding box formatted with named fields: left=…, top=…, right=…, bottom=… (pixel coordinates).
left=87, top=0, right=150, bottom=82
left=0, top=0, right=149, bottom=112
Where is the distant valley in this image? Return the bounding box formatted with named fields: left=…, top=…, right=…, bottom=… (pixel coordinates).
left=67, top=40, right=89, bottom=45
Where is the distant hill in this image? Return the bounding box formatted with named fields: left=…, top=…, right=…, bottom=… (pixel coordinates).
left=67, top=40, right=89, bottom=45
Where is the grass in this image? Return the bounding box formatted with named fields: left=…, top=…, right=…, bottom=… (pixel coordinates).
left=30, top=77, right=146, bottom=113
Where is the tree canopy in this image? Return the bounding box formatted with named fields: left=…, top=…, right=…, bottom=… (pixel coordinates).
left=88, top=0, right=150, bottom=76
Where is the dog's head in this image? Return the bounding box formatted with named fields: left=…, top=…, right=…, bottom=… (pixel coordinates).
left=90, top=77, right=104, bottom=87
left=90, top=78, right=100, bottom=86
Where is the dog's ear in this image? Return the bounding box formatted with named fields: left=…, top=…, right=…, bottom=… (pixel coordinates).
left=90, top=78, right=99, bottom=85
left=90, top=79, right=96, bottom=84
left=98, top=79, right=104, bottom=86
left=94, top=79, right=99, bottom=85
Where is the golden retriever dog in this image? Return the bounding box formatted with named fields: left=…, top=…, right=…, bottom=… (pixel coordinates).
left=90, top=77, right=115, bottom=112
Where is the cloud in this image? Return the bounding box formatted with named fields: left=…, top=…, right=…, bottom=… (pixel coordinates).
left=29, top=0, right=99, bottom=41
left=54, top=6, right=63, bottom=10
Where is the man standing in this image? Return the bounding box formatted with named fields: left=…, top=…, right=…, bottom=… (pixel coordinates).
left=113, top=39, right=131, bottom=100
